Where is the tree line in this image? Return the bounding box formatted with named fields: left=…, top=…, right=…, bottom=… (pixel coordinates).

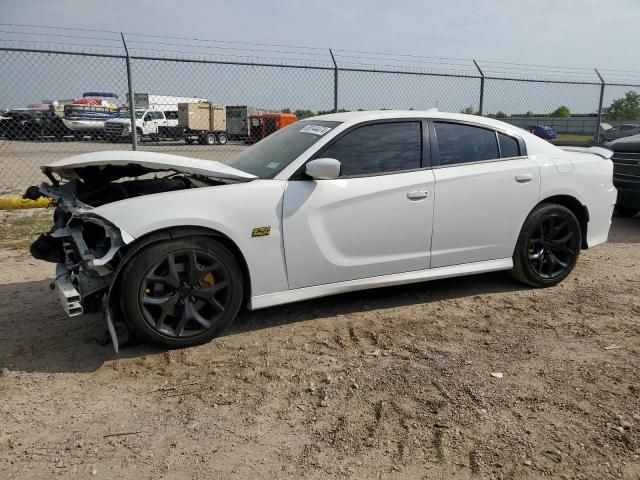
left=279, top=91, right=640, bottom=121
left=459, top=91, right=640, bottom=120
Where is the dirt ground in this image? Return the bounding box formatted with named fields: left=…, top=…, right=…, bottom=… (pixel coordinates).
left=0, top=213, right=639, bottom=480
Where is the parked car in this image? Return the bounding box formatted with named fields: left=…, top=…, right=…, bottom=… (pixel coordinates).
left=29, top=111, right=615, bottom=350
left=526, top=125, right=557, bottom=140
left=607, top=134, right=640, bottom=217
left=599, top=124, right=640, bottom=143
left=0, top=109, right=71, bottom=139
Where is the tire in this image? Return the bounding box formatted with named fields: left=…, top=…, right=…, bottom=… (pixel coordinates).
left=598, top=134, right=605, bottom=143
left=136, top=129, right=143, bottom=143
left=205, top=133, right=217, bottom=145
left=511, top=204, right=582, bottom=287
left=217, top=133, right=228, bottom=145
left=614, top=205, right=639, bottom=218
left=121, top=237, right=244, bottom=348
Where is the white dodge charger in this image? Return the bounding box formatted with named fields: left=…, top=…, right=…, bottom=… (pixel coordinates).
left=31, top=111, right=616, bottom=350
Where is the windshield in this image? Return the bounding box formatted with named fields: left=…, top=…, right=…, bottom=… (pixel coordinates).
left=227, top=120, right=340, bottom=178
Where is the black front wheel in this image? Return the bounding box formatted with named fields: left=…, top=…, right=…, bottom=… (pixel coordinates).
left=511, top=204, right=581, bottom=287
left=121, top=237, right=244, bottom=348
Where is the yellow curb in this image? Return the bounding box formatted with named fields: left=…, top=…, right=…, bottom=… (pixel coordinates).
left=0, top=196, right=52, bottom=210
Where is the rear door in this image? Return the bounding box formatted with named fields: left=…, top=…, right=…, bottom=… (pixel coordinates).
left=430, top=121, right=540, bottom=268
left=283, top=120, right=435, bottom=289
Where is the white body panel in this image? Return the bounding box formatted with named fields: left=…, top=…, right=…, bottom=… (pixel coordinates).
left=93, top=180, right=289, bottom=297
left=430, top=158, right=540, bottom=267
left=45, top=110, right=616, bottom=313
left=283, top=170, right=435, bottom=288
left=42, top=150, right=256, bottom=181
left=250, top=258, right=513, bottom=309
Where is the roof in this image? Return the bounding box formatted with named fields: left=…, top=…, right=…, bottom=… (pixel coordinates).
left=306, top=110, right=560, bottom=155
left=309, top=109, right=527, bottom=133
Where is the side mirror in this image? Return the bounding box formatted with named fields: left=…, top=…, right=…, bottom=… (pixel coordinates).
left=305, top=158, right=341, bottom=180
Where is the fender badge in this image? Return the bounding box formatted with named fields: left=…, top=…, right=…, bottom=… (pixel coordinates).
left=251, top=226, right=271, bottom=237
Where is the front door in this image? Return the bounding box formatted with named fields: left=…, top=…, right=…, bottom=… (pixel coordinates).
left=283, top=120, right=435, bottom=289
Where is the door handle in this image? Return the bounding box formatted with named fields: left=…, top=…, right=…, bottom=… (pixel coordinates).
left=515, top=174, right=533, bottom=183
left=407, top=190, right=429, bottom=200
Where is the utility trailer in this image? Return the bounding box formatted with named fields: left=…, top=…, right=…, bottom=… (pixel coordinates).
left=157, top=102, right=228, bottom=145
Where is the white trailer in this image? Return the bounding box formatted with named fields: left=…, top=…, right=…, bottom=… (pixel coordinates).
left=127, top=93, right=208, bottom=112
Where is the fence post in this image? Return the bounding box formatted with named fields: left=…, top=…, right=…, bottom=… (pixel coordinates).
left=121, top=32, right=138, bottom=151
left=473, top=60, right=485, bottom=116
left=595, top=69, right=605, bottom=143
left=329, top=49, right=338, bottom=113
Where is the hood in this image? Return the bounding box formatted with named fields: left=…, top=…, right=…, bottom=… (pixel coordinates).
left=608, top=133, right=640, bottom=151
left=42, top=150, right=257, bottom=182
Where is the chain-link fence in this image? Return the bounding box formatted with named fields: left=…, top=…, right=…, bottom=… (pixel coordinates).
left=1, top=26, right=640, bottom=196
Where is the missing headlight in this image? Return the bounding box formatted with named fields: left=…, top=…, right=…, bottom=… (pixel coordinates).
left=79, top=221, right=112, bottom=259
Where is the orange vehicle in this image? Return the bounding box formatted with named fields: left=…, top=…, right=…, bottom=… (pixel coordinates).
left=248, top=112, right=297, bottom=143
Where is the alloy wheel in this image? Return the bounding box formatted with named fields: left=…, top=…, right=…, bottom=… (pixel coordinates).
left=139, top=249, right=231, bottom=338
left=527, top=213, right=578, bottom=279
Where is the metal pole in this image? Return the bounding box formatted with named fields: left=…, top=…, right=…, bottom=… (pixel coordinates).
left=329, top=49, right=338, bottom=113
left=121, top=32, right=138, bottom=151
left=595, top=69, right=605, bottom=143
left=473, top=60, right=485, bottom=116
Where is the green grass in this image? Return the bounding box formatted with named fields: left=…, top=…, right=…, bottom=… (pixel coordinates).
left=0, top=210, right=52, bottom=250
left=554, top=133, right=594, bottom=142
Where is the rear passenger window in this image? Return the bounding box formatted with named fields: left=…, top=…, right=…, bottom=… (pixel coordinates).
left=498, top=133, right=520, bottom=158
left=321, top=122, right=422, bottom=176
left=434, top=122, right=499, bottom=165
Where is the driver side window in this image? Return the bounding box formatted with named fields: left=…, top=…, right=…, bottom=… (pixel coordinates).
left=319, top=122, right=422, bottom=177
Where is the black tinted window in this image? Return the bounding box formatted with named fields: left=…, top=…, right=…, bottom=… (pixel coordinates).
left=435, top=122, right=499, bottom=165
left=164, top=111, right=178, bottom=120
left=321, top=122, right=421, bottom=176
left=498, top=133, right=520, bottom=158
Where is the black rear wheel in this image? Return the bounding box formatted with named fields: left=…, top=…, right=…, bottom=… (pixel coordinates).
left=121, top=237, right=243, bottom=347
left=511, top=204, right=581, bottom=287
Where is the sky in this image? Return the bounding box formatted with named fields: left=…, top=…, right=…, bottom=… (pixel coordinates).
left=0, top=0, right=638, bottom=114
left=1, top=0, right=636, bottom=71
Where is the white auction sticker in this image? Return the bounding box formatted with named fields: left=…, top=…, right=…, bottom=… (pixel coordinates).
left=300, top=125, right=332, bottom=136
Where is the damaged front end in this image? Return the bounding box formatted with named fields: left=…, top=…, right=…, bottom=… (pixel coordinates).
left=29, top=181, right=130, bottom=349
left=28, top=151, right=256, bottom=351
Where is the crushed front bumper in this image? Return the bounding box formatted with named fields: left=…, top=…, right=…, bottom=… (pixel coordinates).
left=54, top=264, right=83, bottom=317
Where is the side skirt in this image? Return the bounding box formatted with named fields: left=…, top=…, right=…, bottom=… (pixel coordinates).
left=248, top=258, right=513, bottom=310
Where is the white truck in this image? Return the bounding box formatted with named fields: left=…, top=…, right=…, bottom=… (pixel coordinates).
left=104, top=109, right=181, bottom=142
left=105, top=95, right=208, bottom=142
